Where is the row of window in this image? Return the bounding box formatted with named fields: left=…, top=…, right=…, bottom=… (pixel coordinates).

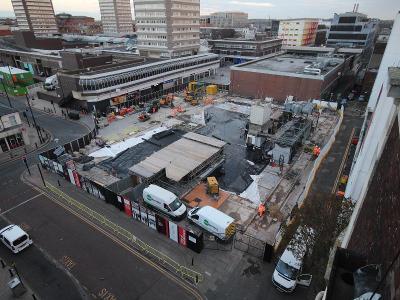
left=79, top=56, right=217, bottom=92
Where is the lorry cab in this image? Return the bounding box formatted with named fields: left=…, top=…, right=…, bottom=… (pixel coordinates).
left=143, top=184, right=187, bottom=220
left=188, top=206, right=236, bottom=240
left=0, top=225, right=33, bottom=254
left=272, top=226, right=314, bottom=293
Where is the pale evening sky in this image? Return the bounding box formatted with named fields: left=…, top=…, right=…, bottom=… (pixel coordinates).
left=0, top=0, right=398, bottom=20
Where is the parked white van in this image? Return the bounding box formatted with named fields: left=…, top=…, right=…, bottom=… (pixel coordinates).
left=187, top=206, right=236, bottom=240
left=143, top=184, right=187, bottom=219
left=272, top=226, right=314, bottom=293
left=0, top=225, right=33, bottom=254
left=44, top=75, right=58, bottom=91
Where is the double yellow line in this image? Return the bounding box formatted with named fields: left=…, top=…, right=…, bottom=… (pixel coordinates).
left=27, top=180, right=204, bottom=300
left=331, top=127, right=355, bottom=194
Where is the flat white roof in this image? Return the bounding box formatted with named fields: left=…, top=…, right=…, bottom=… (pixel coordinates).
left=0, top=66, right=29, bottom=75
left=0, top=225, right=27, bottom=242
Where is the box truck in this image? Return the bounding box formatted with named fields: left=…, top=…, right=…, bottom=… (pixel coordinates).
left=143, top=185, right=187, bottom=220
left=187, top=206, right=236, bottom=240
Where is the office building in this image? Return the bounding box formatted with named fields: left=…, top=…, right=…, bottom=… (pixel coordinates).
left=134, top=0, right=200, bottom=58
left=326, top=11, right=378, bottom=48
left=248, top=19, right=280, bottom=36
left=208, top=37, right=282, bottom=62
left=10, top=0, right=58, bottom=35
left=99, top=0, right=134, bottom=36
left=209, top=12, right=248, bottom=28
left=278, top=19, right=319, bottom=47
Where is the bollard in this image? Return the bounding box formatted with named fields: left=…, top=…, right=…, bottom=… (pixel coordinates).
left=196, top=275, right=198, bottom=284
left=1, top=259, right=5, bottom=268
left=32, top=294, right=37, bottom=300
left=191, top=257, right=194, bottom=266
left=8, top=268, right=14, bottom=277
left=57, top=179, right=61, bottom=187
left=35, top=142, right=38, bottom=149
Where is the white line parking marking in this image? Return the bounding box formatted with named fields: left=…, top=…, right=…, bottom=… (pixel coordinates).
left=0, top=193, right=43, bottom=215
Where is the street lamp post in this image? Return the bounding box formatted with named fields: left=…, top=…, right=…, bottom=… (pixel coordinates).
left=0, top=74, right=13, bottom=108
left=25, top=93, right=43, bottom=143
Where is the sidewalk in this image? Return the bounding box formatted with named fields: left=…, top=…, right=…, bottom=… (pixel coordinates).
left=0, top=258, right=38, bottom=300
left=0, top=122, right=49, bottom=165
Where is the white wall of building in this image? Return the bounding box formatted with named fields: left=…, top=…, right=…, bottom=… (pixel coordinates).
left=342, top=12, right=400, bottom=247
left=278, top=19, right=318, bottom=47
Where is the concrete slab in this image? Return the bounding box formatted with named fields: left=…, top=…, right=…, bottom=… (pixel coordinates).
left=219, top=195, right=258, bottom=230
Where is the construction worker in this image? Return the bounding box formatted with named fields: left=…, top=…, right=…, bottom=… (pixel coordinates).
left=313, top=145, right=321, bottom=158
left=258, top=203, right=266, bottom=217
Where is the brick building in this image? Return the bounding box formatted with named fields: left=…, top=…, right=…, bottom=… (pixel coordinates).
left=230, top=52, right=349, bottom=101
left=56, top=13, right=101, bottom=35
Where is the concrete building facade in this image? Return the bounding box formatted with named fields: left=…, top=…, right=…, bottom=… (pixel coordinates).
left=134, top=0, right=200, bottom=58
left=209, top=12, right=248, bottom=28
left=326, top=12, right=378, bottom=49
left=11, top=0, right=58, bottom=35
left=278, top=18, right=319, bottom=47
left=58, top=53, right=220, bottom=111
left=208, top=37, right=282, bottom=60
left=99, top=0, right=134, bottom=36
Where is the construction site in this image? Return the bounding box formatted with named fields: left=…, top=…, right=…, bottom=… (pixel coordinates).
left=48, top=81, right=341, bottom=259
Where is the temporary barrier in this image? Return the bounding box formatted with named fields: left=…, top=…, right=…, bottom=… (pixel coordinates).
left=45, top=182, right=203, bottom=284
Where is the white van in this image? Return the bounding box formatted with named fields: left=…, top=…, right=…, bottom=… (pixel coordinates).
left=143, top=185, right=187, bottom=220
left=187, top=206, right=236, bottom=240
left=272, top=226, right=314, bottom=293
left=44, top=75, right=58, bottom=91
left=0, top=225, right=33, bottom=254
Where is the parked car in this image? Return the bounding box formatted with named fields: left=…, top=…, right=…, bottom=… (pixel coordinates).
left=357, top=94, right=366, bottom=102
left=272, top=226, right=314, bottom=293
left=44, top=75, right=58, bottom=91
left=143, top=185, right=187, bottom=220
left=187, top=206, right=236, bottom=240
left=0, top=225, right=33, bottom=254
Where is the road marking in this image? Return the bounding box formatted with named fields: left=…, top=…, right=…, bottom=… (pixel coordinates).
left=0, top=192, right=43, bottom=215
left=23, top=180, right=203, bottom=300
left=98, top=288, right=117, bottom=300
left=331, top=128, right=355, bottom=194
left=59, top=255, right=77, bottom=271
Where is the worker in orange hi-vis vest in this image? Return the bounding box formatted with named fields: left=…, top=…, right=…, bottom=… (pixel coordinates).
left=313, top=145, right=321, bottom=157
left=258, top=203, right=266, bottom=217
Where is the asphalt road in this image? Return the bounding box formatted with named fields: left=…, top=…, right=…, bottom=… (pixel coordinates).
left=0, top=96, right=200, bottom=300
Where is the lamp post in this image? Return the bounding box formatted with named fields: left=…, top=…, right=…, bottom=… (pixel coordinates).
left=0, top=74, right=12, bottom=108
left=25, top=93, right=43, bottom=143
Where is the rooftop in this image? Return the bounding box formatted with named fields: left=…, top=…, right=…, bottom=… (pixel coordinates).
left=210, top=37, right=282, bottom=44
left=0, top=66, right=29, bottom=75
left=233, top=53, right=344, bottom=77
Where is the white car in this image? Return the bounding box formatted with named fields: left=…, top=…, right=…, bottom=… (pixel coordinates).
left=0, top=225, right=33, bottom=254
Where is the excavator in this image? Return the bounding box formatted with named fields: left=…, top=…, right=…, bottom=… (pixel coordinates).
left=159, top=93, right=174, bottom=107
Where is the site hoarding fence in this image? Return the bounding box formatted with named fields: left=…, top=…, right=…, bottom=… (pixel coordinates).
left=131, top=201, right=204, bottom=254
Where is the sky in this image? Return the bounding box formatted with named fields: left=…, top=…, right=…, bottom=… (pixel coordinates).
left=0, top=0, right=398, bottom=20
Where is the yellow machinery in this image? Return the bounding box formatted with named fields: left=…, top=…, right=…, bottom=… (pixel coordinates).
left=160, top=93, right=174, bottom=106
left=207, top=177, right=219, bottom=195
left=206, top=85, right=218, bottom=95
